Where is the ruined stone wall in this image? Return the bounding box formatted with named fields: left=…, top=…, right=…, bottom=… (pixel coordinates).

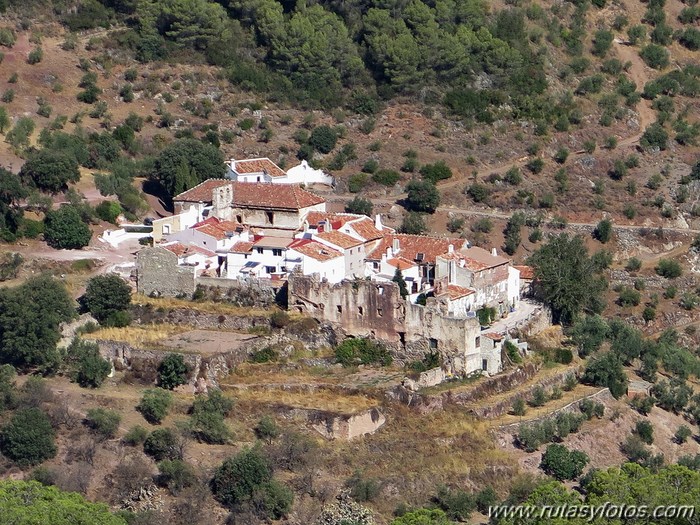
left=288, top=272, right=405, bottom=342
left=137, top=246, right=195, bottom=297
left=511, top=305, right=553, bottom=338
left=405, top=302, right=481, bottom=374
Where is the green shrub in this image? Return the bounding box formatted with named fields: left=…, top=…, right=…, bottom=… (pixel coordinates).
left=420, top=161, right=452, bottom=183
left=372, top=169, right=400, bottom=186
left=540, top=444, right=589, bottom=480
left=157, top=459, right=196, bottom=495
left=335, top=338, right=392, bottom=367
left=0, top=408, right=56, bottom=466
left=136, top=389, right=172, bottom=425
left=346, top=471, right=380, bottom=502
left=655, top=259, right=682, bottom=278
left=83, top=274, right=131, bottom=322
left=309, top=125, right=338, bottom=153
left=144, top=428, right=181, bottom=461
left=85, top=408, right=121, bottom=439
left=123, top=425, right=148, bottom=446
left=157, top=354, right=188, bottom=390
left=348, top=173, right=369, bottom=193
left=634, top=420, right=654, bottom=445
left=345, top=196, right=373, bottom=216
left=435, top=486, right=475, bottom=521
left=27, top=47, right=43, bottom=64
left=94, top=200, right=121, bottom=224
left=254, top=415, right=280, bottom=444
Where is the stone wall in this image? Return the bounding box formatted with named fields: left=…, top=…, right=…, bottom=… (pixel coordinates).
left=310, top=408, right=386, bottom=440
left=288, top=271, right=488, bottom=376
left=137, top=246, right=195, bottom=297
left=511, top=305, right=553, bottom=339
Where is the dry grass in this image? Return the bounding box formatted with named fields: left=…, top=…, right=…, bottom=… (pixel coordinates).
left=133, top=293, right=281, bottom=317
left=230, top=386, right=378, bottom=413
left=82, top=323, right=190, bottom=346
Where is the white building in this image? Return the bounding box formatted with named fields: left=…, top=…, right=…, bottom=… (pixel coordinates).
left=226, top=158, right=334, bottom=186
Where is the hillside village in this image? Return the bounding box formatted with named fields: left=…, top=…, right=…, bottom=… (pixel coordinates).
left=138, top=156, right=537, bottom=377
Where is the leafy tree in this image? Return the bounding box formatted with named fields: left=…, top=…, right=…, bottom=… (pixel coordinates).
left=144, top=428, right=182, bottom=461
left=640, top=44, right=670, bottom=69
left=540, top=444, right=589, bottom=480
left=95, top=200, right=121, bottom=224
left=655, top=259, right=682, bottom=278
left=188, top=389, right=233, bottom=444
left=392, top=268, right=409, bottom=298
left=345, top=196, right=373, bottom=216
left=124, top=425, right=148, bottom=446
left=434, top=485, right=475, bottom=521
left=391, top=508, right=451, bottom=524
left=156, top=459, right=196, bottom=495
left=0, top=408, right=56, bottom=466
left=503, top=212, right=524, bottom=256
left=675, top=425, right=692, bottom=444
left=5, top=117, right=35, bottom=149
left=466, top=183, right=489, bottom=203
left=83, top=274, right=131, bottom=323
left=582, top=352, right=628, bottom=398
left=0, top=275, right=74, bottom=372
left=309, top=125, right=338, bottom=153
left=372, top=169, right=401, bottom=186
left=66, top=338, right=111, bottom=388
left=592, top=29, right=613, bottom=57
left=512, top=397, right=526, bottom=416
left=634, top=420, right=654, bottom=445
left=0, top=480, right=126, bottom=524
left=420, top=161, right=452, bottom=183
left=400, top=211, right=427, bottom=234
left=640, top=122, right=669, bottom=150
left=20, top=149, right=80, bottom=194
left=571, top=315, right=608, bottom=357
left=85, top=408, right=121, bottom=439
left=44, top=205, right=92, bottom=249
left=593, top=218, right=612, bottom=243
left=405, top=180, right=439, bottom=213
left=254, top=415, right=280, bottom=444
left=0, top=107, right=9, bottom=133
left=137, top=389, right=172, bottom=424
left=151, top=138, right=225, bottom=197
left=158, top=354, right=188, bottom=390
left=211, top=446, right=273, bottom=509
left=527, top=234, right=607, bottom=324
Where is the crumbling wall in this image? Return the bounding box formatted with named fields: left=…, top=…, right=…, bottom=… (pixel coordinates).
left=137, top=247, right=195, bottom=297
left=288, top=272, right=404, bottom=342
left=310, top=408, right=386, bottom=440
left=288, top=271, right=488, bottom=376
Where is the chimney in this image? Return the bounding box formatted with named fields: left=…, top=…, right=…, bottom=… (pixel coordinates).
left=374, top=214, right=383, bottom=230
left=326, top=220, right=333, bottom=232
left=386, top=246, right=392, bottom=259
left=448, top=244, right=454, bottom=254
left=491, top=248, right=498, bottom=256
left=392, top=238, right=400, bottom=254
left=197, top=201, right=204, bottom=223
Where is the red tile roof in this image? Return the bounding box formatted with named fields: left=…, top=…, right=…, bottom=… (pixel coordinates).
left=232, top=182, right=325, bottom=211
left=174, top=181, right=325, bottom=211
left=386, top=257, right=416, bottom=271
left=289, top=239, right=342, bottom=262
left=316, top=230, right=363, bottom=249
left=439, top=246, right=509, bottom=271
left=483, top=332, right=504, bottom=341
left=163, top=242, right=216, bottom=258
left=345, top=217, right=384, bottom=242
left=232, top=158, right=286, bottom=178
left=195, top=220, right=241, bottom=240
left=306, top=212, right=360, bottom=228
left=514, top=265, right=534, bottom=279
left=441, top=284, right=476, bottom=300
left=367, top=234, right=467, bottom=264
left=174, top=179, right=230, bottom=203
left=230, top=241, right=254, bottom=254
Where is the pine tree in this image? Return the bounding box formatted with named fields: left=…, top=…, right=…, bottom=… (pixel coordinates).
left=392, top=268, right=408, bottom=298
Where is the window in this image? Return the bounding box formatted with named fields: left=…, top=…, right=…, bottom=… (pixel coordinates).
left=280, top=266, right=287, bottom=272
left=373, top=262, right=379, bottom=270
left=358, top=306, right=364, bottom=316
left=377, top=308, right=383, bottom=317
left=429, top=338, right=438, bottom=350
left=337, top=305, right=342, bottom=314
left=378, top=286, right=384, bottom=295
left=265, top=266, right=275, bottom=274
left=266, top=211, right=274, bottom=224
left=256, top=247, right=264, bottom=254
left=482, top=359, right=488, bottom=371
left=236, top=215, right=242, bottom=223
left=163, top=224, right=171, bottom=234
left=475, top=336, right=481, bottom=348
left=272, top=249, right=282, bottom=257
left=244, top=254, right=249, bottom=259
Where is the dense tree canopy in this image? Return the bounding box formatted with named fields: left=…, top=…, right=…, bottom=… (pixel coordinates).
left=19, top=149, right=80, bottom=194
left=0, top=481, right=126, bottom=524
left=0, top=274, right=75, bottom=372
left=83, top=274, right=132, bottom=323
left=0, top=408, right=56, bottom=466
left=527, top=234, right=606, bottom=325
left=151, top=138, right=226, bottom=197
left=43, top=205, right=92, bottom=249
